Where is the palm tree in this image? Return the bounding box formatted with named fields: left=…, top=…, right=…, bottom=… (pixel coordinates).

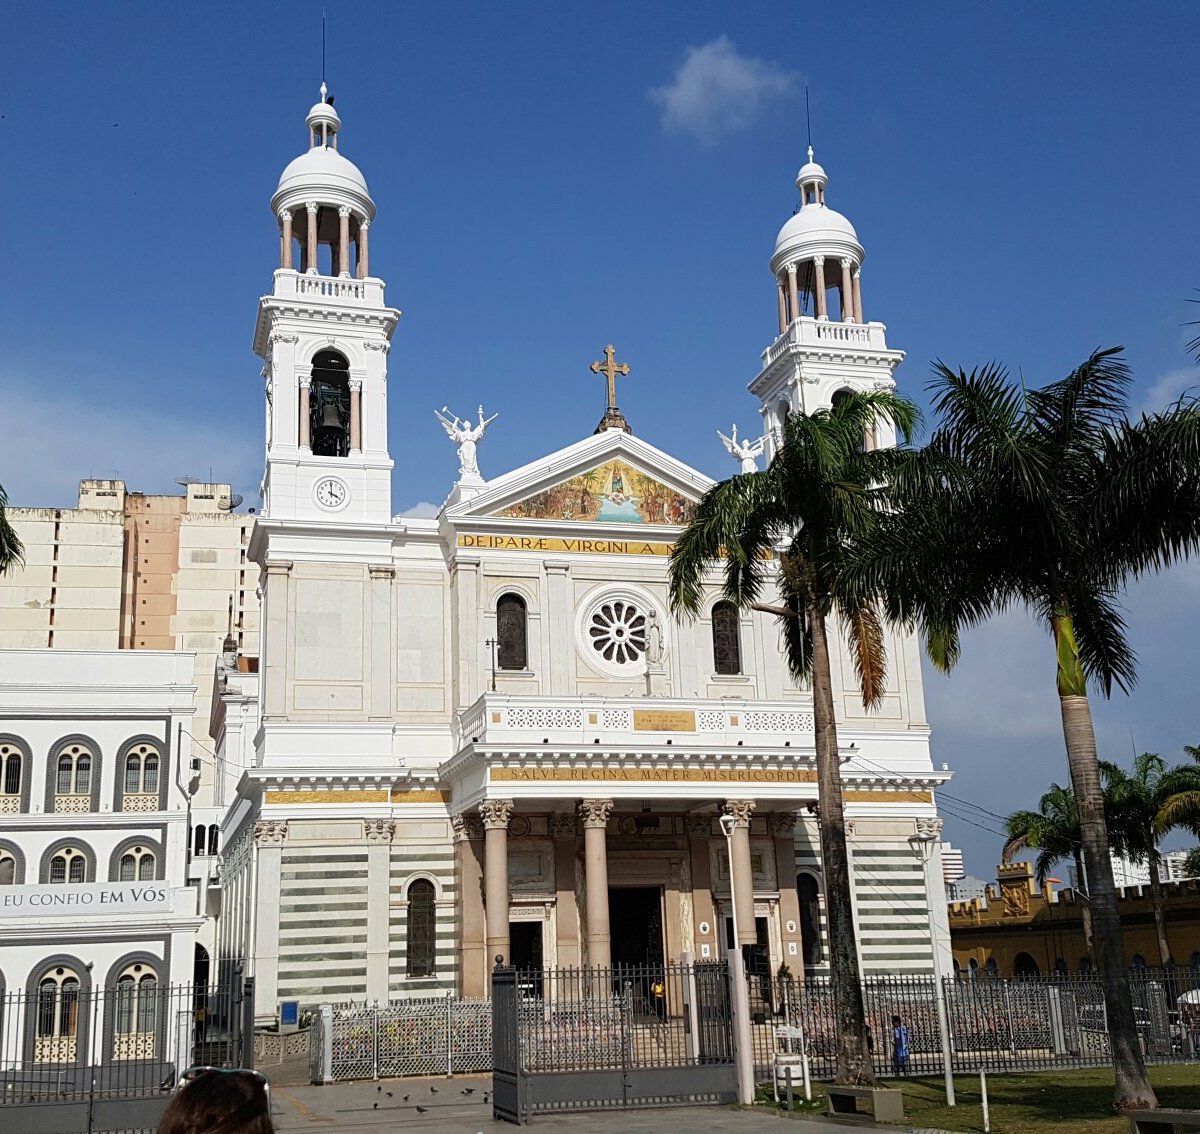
left=1106, top=752, right=1200, bottom=967
left=859, top=347, right=1200, bottom=1110
left=668, top=389, right=918, bottom=1086
left=0, top=484, right=22, bottom=576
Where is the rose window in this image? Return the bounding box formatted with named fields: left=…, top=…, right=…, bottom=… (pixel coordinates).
left=587, top=599, right=647, bottom=666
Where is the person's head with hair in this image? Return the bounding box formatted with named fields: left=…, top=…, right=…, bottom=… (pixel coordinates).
left=158, top=1069, right=273, bottom=1134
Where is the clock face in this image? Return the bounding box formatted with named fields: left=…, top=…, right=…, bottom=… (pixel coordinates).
left=315, top=477, right=348, bottom=509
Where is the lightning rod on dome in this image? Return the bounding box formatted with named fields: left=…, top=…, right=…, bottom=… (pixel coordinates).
left=805, top=81, right=813, bottom=158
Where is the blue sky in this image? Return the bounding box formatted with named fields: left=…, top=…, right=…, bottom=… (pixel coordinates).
left=3, top=2, right=1199, bottom=876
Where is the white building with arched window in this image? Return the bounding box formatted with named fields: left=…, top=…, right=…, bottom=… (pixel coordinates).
left=0, top=649, right=203, bottom=1042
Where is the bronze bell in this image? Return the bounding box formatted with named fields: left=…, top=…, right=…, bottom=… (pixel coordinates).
left=318, top=401, right=343, bottom=428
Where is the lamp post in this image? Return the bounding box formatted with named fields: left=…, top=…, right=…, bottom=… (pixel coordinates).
left=719, top=813, right=755, bottom=1105
left=909, top=823, right=955, bottom=1106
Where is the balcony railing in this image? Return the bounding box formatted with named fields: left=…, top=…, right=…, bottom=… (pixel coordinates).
left=454, top=693, right=815, bottom=753
left=272, top=269, right=385, bottom=307
left=761, top=317, right=889, bottom=367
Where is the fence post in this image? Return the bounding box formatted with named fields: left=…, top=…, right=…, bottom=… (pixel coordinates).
left=446, top=990, right=454, bottom=1077
left=319, top=1004, right=334, bottom=1084
left=372, top=1002, right=380, bottom=1081
left=935, top=975, right=956, bottom=1106
left=241, top=978, right=256, bottom=1069
left=680, top=951, right=699, bottom=1063
left=727, top=949, right=755, bottom=1106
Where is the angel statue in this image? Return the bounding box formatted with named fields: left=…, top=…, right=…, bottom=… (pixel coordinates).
left=435, top=404, right=498, bottom=480
left=717, top=423, right=766, bottom=475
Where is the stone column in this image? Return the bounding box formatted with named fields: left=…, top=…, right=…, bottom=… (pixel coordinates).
left=551, top=813, right=581, bottom=968
left=357, top=218, right=370, bottom=279
left=723, top=799, right=757, bottom=946
left=840, top=258, right=854, bottom=322
left=579, top=799, right=614, bottom=968
left=252, top=820, right=287, bottom=1023
left=454, top=815, right=487, bottom=996
left=813, top=257, right=827, bottom=320
left=544, top=562, right=571, bottom=694
left=787, top=261, right=800, bottom=325
left=348, top=379, right=362, bottom=452
left=338, top=207, right=352, bottom=276
left=852, top=268, right=863, bottom=324
left=776, top=281, right=787, bottom=333
left=306, top=202, right=319, bottom=275
left=480, top=799, right=514, bottom=966
left=261, top=561, right=292, bottom=720
left=298, top=379, right=311, bottom=450
left=770, top=813, right=804, bottom=975
left=279, top=210, right=293, bottom=270
left=364, top=819, right=395, bottom=1001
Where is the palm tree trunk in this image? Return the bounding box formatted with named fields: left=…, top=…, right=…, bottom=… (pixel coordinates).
left=809, top=599, right=874, bottom=1086
left=1072, top=850, right=1094, bottom=953
left=1148, top=858, right=1172, bottom=967
left=1055, top=613, right=1156, bottom=1110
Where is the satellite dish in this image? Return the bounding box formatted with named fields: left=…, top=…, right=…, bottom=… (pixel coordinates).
left=217, top=494, right=245, bottom=511
left=175, top=475, right=199, bottom=487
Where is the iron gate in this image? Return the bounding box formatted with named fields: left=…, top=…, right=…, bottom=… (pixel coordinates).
left=491, top=963, right=736, bottom=1122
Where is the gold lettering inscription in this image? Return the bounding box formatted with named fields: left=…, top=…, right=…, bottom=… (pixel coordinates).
left=457, top=534, right=674, bottom=556
left=490, top=767, right=817, bottom=784
left=264, top=790, right=390, bottom=805
left=633, top=709, right=697, bottom=732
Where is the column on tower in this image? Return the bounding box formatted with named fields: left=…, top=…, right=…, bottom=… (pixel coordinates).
left=338, top=207, right=352, bottom=276
left=776, top=281, right=787, bottom=333
left=298, top=379, right=311, bottom=450
left=787, top=262, right=800, bottom=326
left=306, top=202, right=319, bottom=275
left=349, top=380, right=362, bottom=452
left=279, top=210, right=293, bottom=270
left=357, top=219, right=370, bottom=279
left=481, top=799, right=514, bottom=966
left=852, top=268, right=863, bottom=323
left=813, top=257, right=828, bottom=320
left=841, top=258, right=854, bottom=323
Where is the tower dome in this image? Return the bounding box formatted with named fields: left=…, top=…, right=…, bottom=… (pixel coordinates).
left=769, top=148, right=865, bottom=327
left=270, top=85, right=376, bottom=278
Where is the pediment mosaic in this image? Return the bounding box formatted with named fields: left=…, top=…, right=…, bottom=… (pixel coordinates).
left=493, top=460, right=696, bottom=526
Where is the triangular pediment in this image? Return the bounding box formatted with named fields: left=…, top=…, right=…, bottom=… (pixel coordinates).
left=443, top=429, right=714, bottom=528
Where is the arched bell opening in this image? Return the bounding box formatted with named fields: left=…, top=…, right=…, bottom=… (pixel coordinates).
left=309, top=350, right=352, bottom=458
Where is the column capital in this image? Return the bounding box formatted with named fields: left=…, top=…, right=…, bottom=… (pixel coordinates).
left=297, top=377, right=311, bottom=390
left=685, top=814, right=713, bottom=838
left=479, top=799, right=514, bottom=830
left=853, top=266, right=862, bottom=278
left=367, top=563, right=395, bottom=579
left=306, top=200, right=320, bottom=215
left=786, top=261, right=798, bottom=276
left=338, top=205, right=352, bottom=218
left=348, top=378, right=363, bottom=393
left=813, top=255, right=825, bottom=266
left=578, top=798, right=614, bottom=828
left=278, top=208, right=292, bottom=223
left=363, top=819, right=395, bottom=844
left=549, top=813, right=579, bottom=838
left=768, top=811, right=800, bottom=836
left=721, top=799, right=756, bottom=827
left=840, top=256, right=852, bottom=268
left=264, top=560, right=294, bottom=577
left=358, top=217, right=370, bottom=231
left=915, top=816, right=944, bottom=840
left=452, top=813, right=484, bottom=841
left=254, top=820, right=287, bottom=846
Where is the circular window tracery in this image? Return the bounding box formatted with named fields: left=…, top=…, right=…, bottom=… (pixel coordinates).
left=588, top=599, right=647, bottom=665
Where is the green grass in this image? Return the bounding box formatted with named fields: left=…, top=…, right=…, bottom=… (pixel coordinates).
left=764, top=1066, right=1200, bottom=1133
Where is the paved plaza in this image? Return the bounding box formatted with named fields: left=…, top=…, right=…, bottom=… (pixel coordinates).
left=271, top=1075, right=855, bottom=1134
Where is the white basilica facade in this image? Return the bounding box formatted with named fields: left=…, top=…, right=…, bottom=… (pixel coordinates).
left=211, top=91, right=953, bottom=1020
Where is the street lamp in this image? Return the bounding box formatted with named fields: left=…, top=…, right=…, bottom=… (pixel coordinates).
left=908, top=826, right=956, bottom=1106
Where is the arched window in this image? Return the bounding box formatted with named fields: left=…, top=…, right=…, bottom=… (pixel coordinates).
left=208, top=824, right=219, bottom=856
left=1, top=740, right=22, bottom=810
left=985, top=958, right=999, bottom=979
left=1080, top=956, right=1093, bottom=974
left=968, top=958, right=979, bottom=979
left=1054, top=957, right=1068, bottom=975
left=1131, top=953, right=1147, bottom=971
left=122, top=743, right=160, bottom=809
left=0, top=849, right=16, bottom=885
left=49, top=847, right=88, bottom=884
left=194, top=825, right=206, bottom=856
left=309, top=350, right=351, bottom=458
left=1014, top=952, right=1039, bottom=977
left=711, top=602, right=742, bottom=675
left=796, top=873, right=822, bottom=967
left=54, top=744, right=93, bottom=811
left=114, top=964, right=158, bottom=1058
left=406, top=879, right=437, bottom=978
left=496, top=594, right=528, bottom=671
left=119, top=848, right=155, bottom=882
left=36, top=968, right=81, bottom=1062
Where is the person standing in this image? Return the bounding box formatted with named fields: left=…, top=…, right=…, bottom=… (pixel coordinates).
left=890, top=1014, right=910, bottom=1076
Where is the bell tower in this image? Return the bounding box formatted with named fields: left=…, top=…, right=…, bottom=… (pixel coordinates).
left=748, top=149, right=905, bottom=458
left=252, top=85, right=398, bottom=525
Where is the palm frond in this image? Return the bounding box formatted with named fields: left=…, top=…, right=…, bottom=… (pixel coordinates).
left=0, top=484, right=23, bottom=576
left=1065, top=587, right=1138, bottom=697
left=842, top=601, right=888, bottom=709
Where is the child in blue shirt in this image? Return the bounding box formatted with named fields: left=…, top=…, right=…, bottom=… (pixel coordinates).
left=891, top=1015, right=910, bottom=1075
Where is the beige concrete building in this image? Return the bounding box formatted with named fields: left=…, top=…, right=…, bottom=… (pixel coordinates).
left=0, top=478, right=260, bottom=805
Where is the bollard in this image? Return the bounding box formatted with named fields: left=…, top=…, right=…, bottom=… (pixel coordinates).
left=980, top=1069, right=990, bottom=1133
left=786, top=1063, right=794, bottom=1111
left=802, top=1049, right=811, bottom=1101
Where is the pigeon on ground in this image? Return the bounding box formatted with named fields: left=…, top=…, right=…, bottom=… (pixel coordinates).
left=372, top=1103, right=378, bottom=1110
left=377, top=1085, right=382, bottom=1093
left=461, top=1087, right=475, bottom=1094
left=430, top=1086, right=439, bottom=1094
left=415, top=1105, right=428, bottom=1114
left=402, top=1094, right=410, bottom=1102
left=386, top=1092, right=393, bottom=1097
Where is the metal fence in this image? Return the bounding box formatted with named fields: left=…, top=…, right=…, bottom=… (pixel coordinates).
left=0, top=981, right=252, bottom=1134
left=749, top=966, right=1200, bottom=1080
left=312, top=994, right=492, bottom=1082
left=492, top=963, right=736, bottom=1120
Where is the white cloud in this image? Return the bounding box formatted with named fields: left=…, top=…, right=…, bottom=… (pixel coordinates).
left=0, top=376, right=262, bottom=509
left=649, top=37, right=795, bottom=144
left=1139, top=367, right=1200, bottom=415
left=397, top=501, right=441, bottom=519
